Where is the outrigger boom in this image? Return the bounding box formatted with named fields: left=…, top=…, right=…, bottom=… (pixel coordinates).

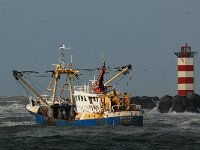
left=13, top=70, right=49, bottom=106
left=104, top=64, right=132, bottom=86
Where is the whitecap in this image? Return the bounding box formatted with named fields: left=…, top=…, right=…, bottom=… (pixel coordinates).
left=143, top=107, right=159, bottom=114
left=0, top=121, right=35, bottom=127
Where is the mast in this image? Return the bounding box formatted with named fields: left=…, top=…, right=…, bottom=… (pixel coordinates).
left=52, top=65, right=60, bottom=105
left=68, top=63, right=74, bottom=117
left=51, top=45, right=79, bottom=118
left=93, top=62, right=107, bottom=93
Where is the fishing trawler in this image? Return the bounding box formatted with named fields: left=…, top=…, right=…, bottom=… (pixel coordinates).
left=13, top=45, right=143, bottom=126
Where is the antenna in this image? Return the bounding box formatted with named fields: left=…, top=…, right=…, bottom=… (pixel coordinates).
left=71, top=55, right=73, bottom=64
left=59, top=44, right=70, bottom=66
left=101, top=53, right=104, bottom=63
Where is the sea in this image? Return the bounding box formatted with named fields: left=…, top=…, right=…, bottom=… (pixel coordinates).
left=0, top=96, right=200, bottom=150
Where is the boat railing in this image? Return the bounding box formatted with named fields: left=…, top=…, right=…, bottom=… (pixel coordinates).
left=111, top=104, right=142, bottom=112
left=74, top=84, right=94, bottom=93
left=40, top=95, right=66, bottom=104
left=29, top=95, right=66, bottom=106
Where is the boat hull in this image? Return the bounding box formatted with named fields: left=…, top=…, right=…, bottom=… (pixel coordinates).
left=30, top=112, right=143, bottom=126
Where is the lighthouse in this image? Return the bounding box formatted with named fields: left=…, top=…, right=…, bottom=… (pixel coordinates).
left=174, top=43, right=197, bottom=96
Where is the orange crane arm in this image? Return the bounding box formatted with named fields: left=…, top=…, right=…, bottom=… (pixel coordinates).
left=104, top=65, right=131, bottom=86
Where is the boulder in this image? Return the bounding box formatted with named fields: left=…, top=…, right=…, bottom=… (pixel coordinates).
left=132, top=93, right=200, bottom=113
left=158, top=95, right=172, bottom=113
left=171, top=96, right=185, bottom=112
left=131, top=96, right=157, bottom=109
left=184, top=98, right=199, bottom=113
left=151, top=97, right=160, bottom=102
left=187, top=93, right=200, bottom=109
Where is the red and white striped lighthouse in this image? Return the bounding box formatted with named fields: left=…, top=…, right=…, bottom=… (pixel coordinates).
left=174, top=43, right=197, bottom=96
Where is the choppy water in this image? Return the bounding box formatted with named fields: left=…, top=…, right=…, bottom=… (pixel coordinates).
left=0, top=96, right=200, bottom=150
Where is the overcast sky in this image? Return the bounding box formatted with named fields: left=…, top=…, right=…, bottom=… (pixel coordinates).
left=0, top=0, right=200, bottom=96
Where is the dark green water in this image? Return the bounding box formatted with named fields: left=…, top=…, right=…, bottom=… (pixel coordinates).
left=0, top=96, right=200, bottom=150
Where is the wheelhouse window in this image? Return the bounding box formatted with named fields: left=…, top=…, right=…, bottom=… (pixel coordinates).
left=89, top=97, right=93, bottom=104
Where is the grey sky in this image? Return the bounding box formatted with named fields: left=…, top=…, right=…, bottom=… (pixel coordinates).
left=0, top=0, right=200, bottom=96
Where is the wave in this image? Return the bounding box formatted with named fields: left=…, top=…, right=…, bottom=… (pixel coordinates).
left=0, top=96, right=28, bottom=105
left=0, top=103, right=25, bottom=112
left=0, top=103, right=31, bottom=119
left=0, top=120, right=35, bottom=127
left=0, top=101, right=33, bottom=127
left=143, top=106, right=200, bottom=131
left=143, top=107, right=160, bottom=114
left=144, top=106, right=200, bottom=115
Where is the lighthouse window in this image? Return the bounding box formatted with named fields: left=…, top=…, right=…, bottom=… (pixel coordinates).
left=184, top=48, right=187, bottom=52
left=181, top=48, right=183, bottom=53
left=81, top=96, right=83, bottom=101
left=84, top=97, right=87, bottom=101
left=187, top=47, right=191, bottom=52
left=182, top=47, right=191, bottom=53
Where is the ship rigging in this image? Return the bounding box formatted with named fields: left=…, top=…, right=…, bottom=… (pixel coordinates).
left=13, top=44, right=143, bottom=126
